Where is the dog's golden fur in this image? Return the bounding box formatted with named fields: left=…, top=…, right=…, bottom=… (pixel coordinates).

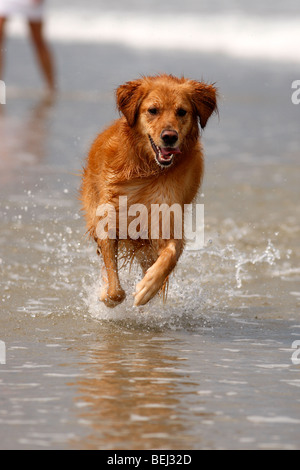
left=81, top=74, right=217, bottom=307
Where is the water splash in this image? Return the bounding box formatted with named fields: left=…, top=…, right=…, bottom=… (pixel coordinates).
left=82, top=237, right=282, bottom=328
left=202, top=239, right=281, bottom=289
left=82, top=262, right=209, bottom=331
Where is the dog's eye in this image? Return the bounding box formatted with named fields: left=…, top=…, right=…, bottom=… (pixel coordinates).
left=177, top=108, right=187, bottom=117
left=148, top=107, right=158, bottom=115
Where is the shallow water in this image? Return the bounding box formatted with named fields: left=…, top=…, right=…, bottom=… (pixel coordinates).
left=1, top=316, right=300, bottom=450
left=1, top=27, right=300, bottom=449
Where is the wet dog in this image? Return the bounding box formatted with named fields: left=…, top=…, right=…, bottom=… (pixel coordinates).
left=81, top=74, right=217, bottom=307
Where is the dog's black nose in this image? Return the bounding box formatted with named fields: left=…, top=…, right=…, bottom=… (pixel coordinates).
left=161, top=130, right=178, bottom=146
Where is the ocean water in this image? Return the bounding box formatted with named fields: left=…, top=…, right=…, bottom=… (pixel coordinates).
left=7, top=0, right=300, bottom=63
left=0, top=0, right=300, bottom=450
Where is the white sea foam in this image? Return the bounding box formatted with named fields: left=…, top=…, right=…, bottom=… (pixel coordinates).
left=7, top=11, right=300, bottom=63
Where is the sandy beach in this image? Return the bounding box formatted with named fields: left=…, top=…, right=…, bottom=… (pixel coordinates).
left=0, top=1, right=300, bottom=450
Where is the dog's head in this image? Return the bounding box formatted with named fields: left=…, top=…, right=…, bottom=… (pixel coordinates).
left=116, top=74, right=218, bottom=168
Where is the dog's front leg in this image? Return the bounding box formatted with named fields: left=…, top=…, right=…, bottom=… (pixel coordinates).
left=98, top=238, right=126, bottom=308
left=133, top=239, right=183, bottom=307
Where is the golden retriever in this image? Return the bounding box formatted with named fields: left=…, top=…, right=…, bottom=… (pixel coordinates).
left=81, top=74, right=217, bottom=308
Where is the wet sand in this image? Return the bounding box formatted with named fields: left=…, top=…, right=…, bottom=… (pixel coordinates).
left=0, top=38, right=300, bottom=449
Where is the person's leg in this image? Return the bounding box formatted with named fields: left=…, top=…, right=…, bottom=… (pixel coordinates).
left=0, top=17, right=7, bottom=80
left=28, top=20, right=55, bottom=91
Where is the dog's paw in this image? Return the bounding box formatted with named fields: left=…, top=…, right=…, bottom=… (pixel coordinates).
left=100, top=287, right=126, bottom=308
left=133, top=267, right=164, bottom=307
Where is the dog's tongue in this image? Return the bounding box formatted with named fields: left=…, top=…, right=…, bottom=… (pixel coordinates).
left=160, top=147, right=181, bottom=157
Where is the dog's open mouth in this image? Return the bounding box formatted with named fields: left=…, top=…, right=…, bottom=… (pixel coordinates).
left=148, top=135, right=181, bottom=168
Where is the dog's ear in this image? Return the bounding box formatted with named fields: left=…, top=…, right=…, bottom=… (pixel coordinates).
left=116, top=79, right=145, bottom=127
left=188, top=81, right=218, bottom=129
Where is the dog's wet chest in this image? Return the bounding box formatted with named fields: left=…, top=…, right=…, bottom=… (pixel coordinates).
left=118, top=175, right=182, bottom=208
